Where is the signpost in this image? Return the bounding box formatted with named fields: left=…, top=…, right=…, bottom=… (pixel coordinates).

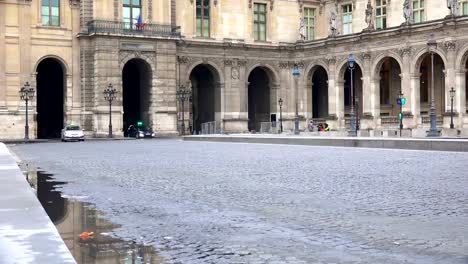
left=397, top=93, right=406, bottom=137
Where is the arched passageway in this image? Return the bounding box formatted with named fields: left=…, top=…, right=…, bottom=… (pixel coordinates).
left=378, top=57, right=402, bottom=116
left=310, top=66, right=328, bottom=118
left=36, top=58, right=65, bottom=138
left=189, top=64, right=220, bottom=134
left=343, top=63, right=363, bottom=126
left=122, top=59, right=152, bottom=135
left=419, top=53, right=445, bottom=117
left=248, top=67, right=272, bottom=132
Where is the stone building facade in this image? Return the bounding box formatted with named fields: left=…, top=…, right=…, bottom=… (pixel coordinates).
left=1, top=0, right=468, bottom=138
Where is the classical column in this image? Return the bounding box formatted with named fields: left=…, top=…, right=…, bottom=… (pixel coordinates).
left=399, top=47, right=416, bottom=128
left=327, top=57, right=338, bottom=120
left=371, top=76, right=381, bottom=126
left=0, top=3, right=6, bottom=108
left=70, top=0, right=81, bottom=125
left=444, top=41, right=457, bottom=128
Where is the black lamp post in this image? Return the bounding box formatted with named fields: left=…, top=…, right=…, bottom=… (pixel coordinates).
left=347, top=54, right=357, bottom=137
left=176, top=86, right=191, bottom=135
left=278, top=98, right=283, bottom=133
left=19, top=82, right=35, bottom=140
left=427, top=34, right=439, bottom=137
left=450, top=87, right=455, bottom=129
left=293, top=64, right=300, bottom=135
left=103, top=83, right=117, bottom=138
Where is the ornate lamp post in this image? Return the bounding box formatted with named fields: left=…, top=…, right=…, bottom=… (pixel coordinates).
left=293, top=64, right=300, bottom=135
left=176, top=86, right=191, bottom=135
left=19, top=82, right=35, bottom=140
left=427, top=34, right=439, bottom=137
left=278, top=98, right=283, bottom=133
left=347, top=54, right=357, bottom=137
left=103, top=83, right=117, bottom=138
left=450, top=87, right=456, bottom=129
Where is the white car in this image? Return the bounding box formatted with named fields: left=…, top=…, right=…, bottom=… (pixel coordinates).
left=61, top=125, right=85, bottom=142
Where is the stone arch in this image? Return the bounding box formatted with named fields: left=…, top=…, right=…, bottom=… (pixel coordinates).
left=372, top=52, right=403, bottom=77
left=246, top=63, right=280, bottom=85
left=336, top=56, right=364, bottom=81
left=120, top=53, right=154, bottom=73
left=305, top=61, right=330, bottom=81
left=455, top=43, right=468, bottom=72
left=306, top=64, right=329, bottom=119
left=122, top=58, right=153, bottom=134
left=35, top=57, right=68, bottom=138
left=188, top=63, right=223, bottom=134
left=34, top=55, right=70, bottom=74
left=412, top=47, right=448, bottom=74
left=186, top=60, right=224, bottom=84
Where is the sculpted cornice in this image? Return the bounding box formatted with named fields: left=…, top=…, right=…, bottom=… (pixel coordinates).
left=249, top=0, right=274, bottom=10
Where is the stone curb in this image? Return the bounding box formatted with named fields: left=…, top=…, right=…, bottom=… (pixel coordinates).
left=0, top=143, right=76, bottom=264
left=183, top=135, right=468, bottom=152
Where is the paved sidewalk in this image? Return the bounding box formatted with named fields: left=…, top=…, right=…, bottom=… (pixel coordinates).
left=184, top=134, right=468, bottom=152
left=0, top=143, right=75, bottom=264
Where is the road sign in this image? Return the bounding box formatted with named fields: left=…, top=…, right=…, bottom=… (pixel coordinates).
left=397, top=97, right=406, bottom=105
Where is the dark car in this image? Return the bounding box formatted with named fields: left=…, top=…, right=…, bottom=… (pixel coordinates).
left=127, top=125, right=155, bottom=138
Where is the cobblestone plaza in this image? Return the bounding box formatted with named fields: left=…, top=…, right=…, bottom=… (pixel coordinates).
left=13, top=140, right=468, bottom=264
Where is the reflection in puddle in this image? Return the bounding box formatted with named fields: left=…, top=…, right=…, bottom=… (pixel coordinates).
left=27, top=170, right=164, bottom=264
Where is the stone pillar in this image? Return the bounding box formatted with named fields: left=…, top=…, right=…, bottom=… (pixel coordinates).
left=222, top=59, right=248, bottom=133
left=0, top=3, right=6, bottom=108
left=400, top=47, right=417, bottom=128
left=70, top=0, right=81, bottom=125
left=371, top=76, right=381, bottom=127
left=455, top=70, right=465, bottom=128
left=443, top=41, right=457, bottom=128
left=360, top=53, right=372, bottom=116
left=410, top=73, right=421, bottom=127
left=327, top=57, right=338, bottom=120
left=337, top=80, right=345, bottom=129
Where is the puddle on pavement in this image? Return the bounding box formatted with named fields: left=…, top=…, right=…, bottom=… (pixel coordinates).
left=25, top=169, right=164, bottom=264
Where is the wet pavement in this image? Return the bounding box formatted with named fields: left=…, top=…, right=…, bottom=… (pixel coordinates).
left=10, top=139, right=468, bottom=264
left=28, top=170, right=163, bottom=264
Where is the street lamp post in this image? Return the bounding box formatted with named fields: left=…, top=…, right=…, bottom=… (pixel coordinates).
left=450, top=87, right=456, bottom=129
left=176, top=86, right=191, bottom=135
left=427, top=34, right=439, bottom=137
left=19, top=82, right=35, bottom=140
left=347, top=54, right=357, bottom=137
left=293, top=64, right=300, bottom=135
left=278, top=98, right=283, bottom=133
left=103, top=83, right=117, bottom=138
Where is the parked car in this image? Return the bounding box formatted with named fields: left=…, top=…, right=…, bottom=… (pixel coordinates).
left=61, top=125, right=85, bottom=142
left=127, top=125, right=155, bottom=139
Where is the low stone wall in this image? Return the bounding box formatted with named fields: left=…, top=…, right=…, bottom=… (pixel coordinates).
left=0, top=143, right=75, bottom=264
left=184, top=135, right=468, bottom=152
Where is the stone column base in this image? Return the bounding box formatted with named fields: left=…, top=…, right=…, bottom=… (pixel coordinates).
left=223, top=119, right=248, bottom=133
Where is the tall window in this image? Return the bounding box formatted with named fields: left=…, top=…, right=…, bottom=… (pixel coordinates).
left=375, top=0, right=387, bottom=29
left=412, top=0, right=425, bottom=23
left=253, top=3, right=267, bottom=41
left=41, top=0, right=60, bottom=26
left=196, top=0, right=210, bottom=37
left=460, top=0, right=468, bottom=15
left=342, top=4, right=353, bottom=35
left=304, top=8, right=316, bottom=40
left=123, top=0, right=141, bottom=27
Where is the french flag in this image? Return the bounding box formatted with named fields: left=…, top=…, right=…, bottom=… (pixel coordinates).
left=135, top=15, right=145, bottom=29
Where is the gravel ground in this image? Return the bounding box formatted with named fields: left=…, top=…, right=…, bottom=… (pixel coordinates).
left=11, top=139, right=468, bottom=264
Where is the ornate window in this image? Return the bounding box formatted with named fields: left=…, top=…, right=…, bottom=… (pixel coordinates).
left=342, top=4, right=353, bottom=35
left=375, top=0, right=387, bottom=29
left=412, top=0, right=424, bottom=23
left=253, top=3, right=267, bottom=41
left=41, top=0, right=60, bottom=26
left=196, top=0, right=210, bottom=37
left=304, top=8, right=316, bottom=40
left=460, top=0, right=468, bottom=15
left=123, top=0, right=141, bottom=27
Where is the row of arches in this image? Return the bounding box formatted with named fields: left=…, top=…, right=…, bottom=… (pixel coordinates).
left=30, top=50, right=466, bottom=137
